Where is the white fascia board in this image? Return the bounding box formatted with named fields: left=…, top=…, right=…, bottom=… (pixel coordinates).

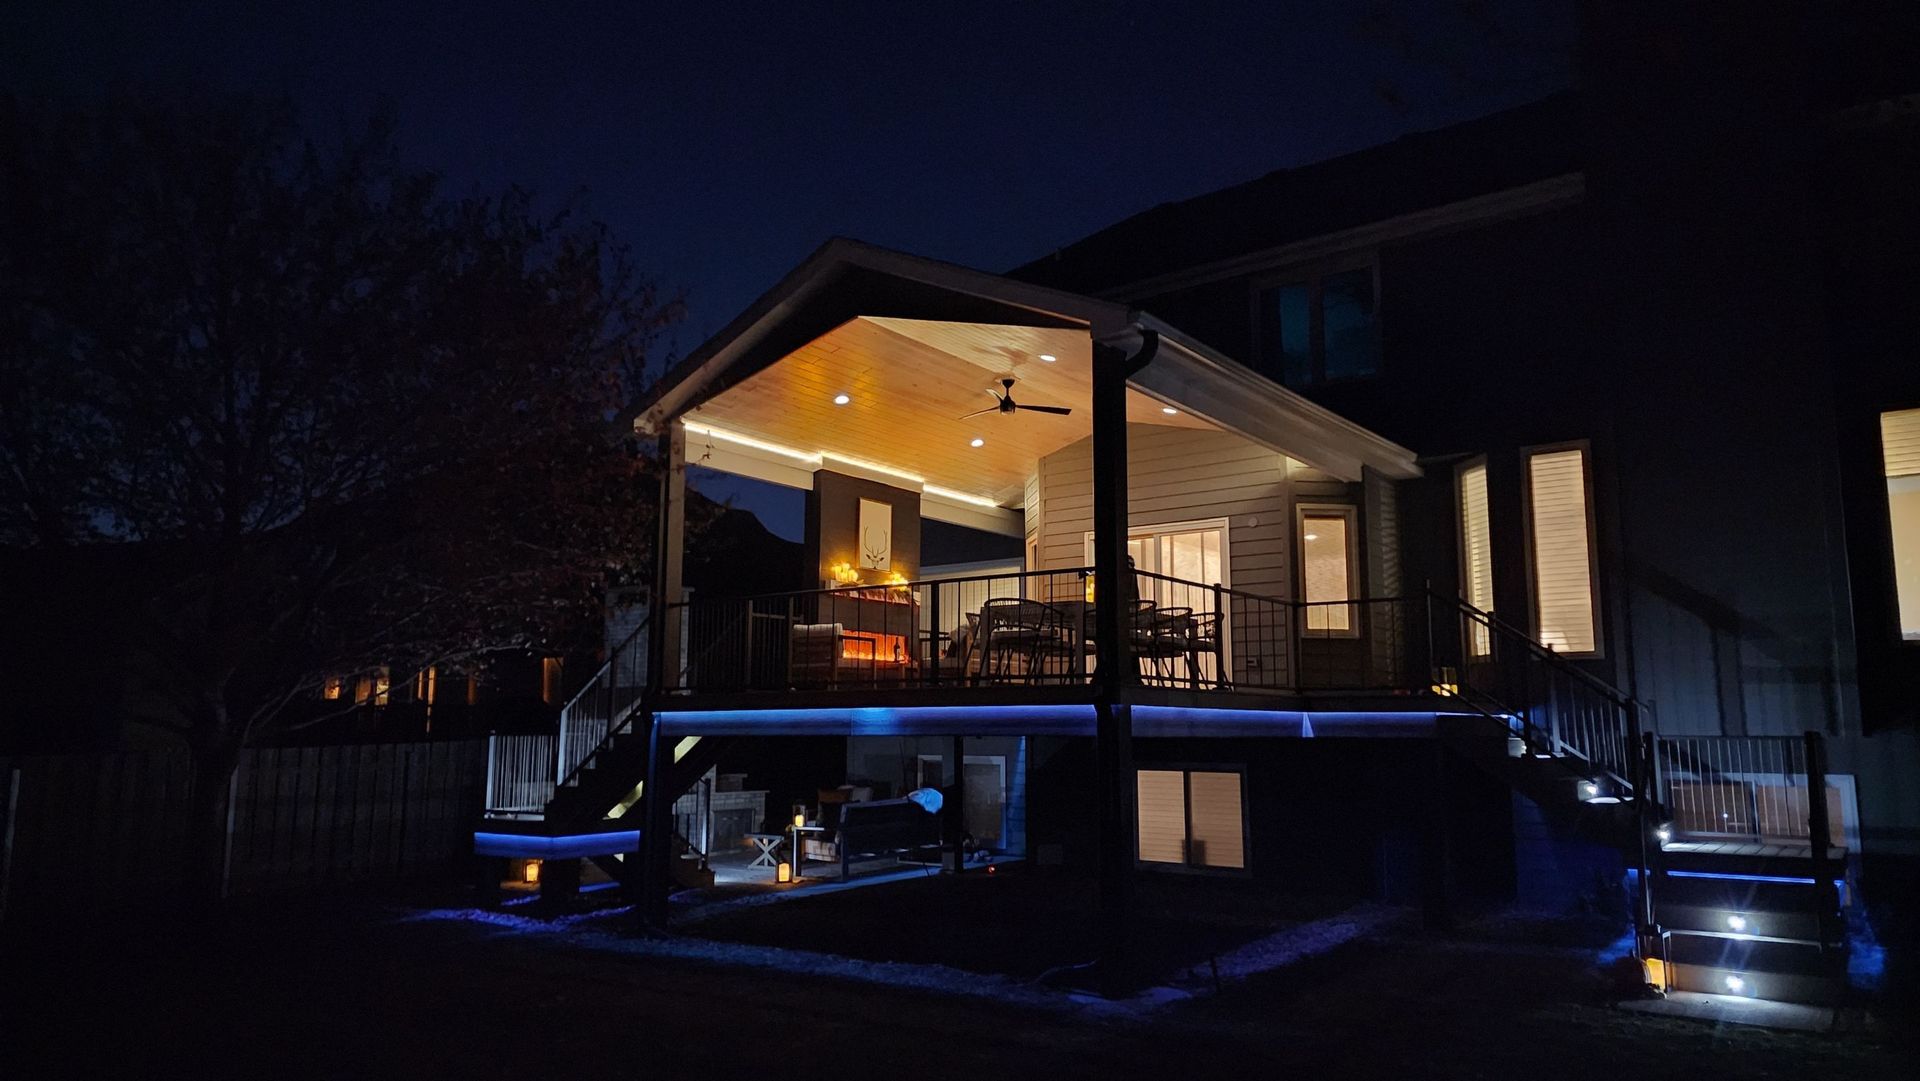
left=681, top=426, right=819, bottom=491
left=1123, top=319, right=1421, bottom=481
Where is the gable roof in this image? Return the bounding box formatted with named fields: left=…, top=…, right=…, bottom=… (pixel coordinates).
left=1008, top=91, right=1583, bottom=298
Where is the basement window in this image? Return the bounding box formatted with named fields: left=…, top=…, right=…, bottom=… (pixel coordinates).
left=1884, top=408, right=1920, bottom=641
left=1136, top=767, right=1247, bottom=871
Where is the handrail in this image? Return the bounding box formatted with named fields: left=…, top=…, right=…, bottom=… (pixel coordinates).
left=1427, top=588, right=1646, bottom=713
left=553, top=602, right=670, bottom=792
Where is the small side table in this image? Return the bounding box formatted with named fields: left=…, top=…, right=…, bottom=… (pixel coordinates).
left=745, top=832, right=786, bottom=869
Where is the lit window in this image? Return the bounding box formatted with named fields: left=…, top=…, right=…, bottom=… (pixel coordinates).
left=353, top=668, right=391, bottom=706
left=1458, top=460, right=1494, bottom=655
left=1883, top=408, right=1920, bottom=641
left=541, top=657, right=564, bottom=704
left=1525, top=446, right=1599, bottom=655
left=321, top=676, right=343, bottom=701
left=1135, top=768, right=1246, bottom=870
left=1256, top=265, right=1379, bottom=385
left=1300, top=510, right=1356, bottom=633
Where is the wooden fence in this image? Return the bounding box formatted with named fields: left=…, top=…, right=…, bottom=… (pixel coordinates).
left=0, top=739, right=485, bottom=926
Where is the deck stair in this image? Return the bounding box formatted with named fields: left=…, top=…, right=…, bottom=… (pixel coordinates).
left=1645, top=735, right=1850, bottom=1005
left=1428, top=594, right=1850, bottom=1006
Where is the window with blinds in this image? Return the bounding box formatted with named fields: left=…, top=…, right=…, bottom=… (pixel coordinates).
left=1301, top=510, right=1356, bottom=633
left=1134, top=768, right=1246, bottom=870
left=1884, top=409, right=1920, bottom=641
left=1135, top=770, right=1187, bottom=865
left=1457, top=460, right=1494, bottom=656
left=1525, top=446, right=1599, bottom=655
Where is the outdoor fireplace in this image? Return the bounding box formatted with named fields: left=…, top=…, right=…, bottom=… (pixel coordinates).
left=841, top=629, right=910, bottom=665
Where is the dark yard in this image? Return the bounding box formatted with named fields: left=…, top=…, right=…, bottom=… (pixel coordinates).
left=2, top=881, right=1908, bottom=1081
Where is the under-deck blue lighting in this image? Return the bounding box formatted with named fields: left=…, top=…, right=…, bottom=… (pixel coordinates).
left=655, top=702, right=1459, bottom=738
left=474, top=830, right=640, bottom=858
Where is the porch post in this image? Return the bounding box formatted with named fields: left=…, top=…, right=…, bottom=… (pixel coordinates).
left=649, top=423, right=687, bottom=694
left=1091, top=331, right=1156, bottom=990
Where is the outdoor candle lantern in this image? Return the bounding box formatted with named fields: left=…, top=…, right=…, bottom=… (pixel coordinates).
left=523, top=860, right=540, bottom=885
left=793, top=811, right=807, bottom=828
left=776, top=861, right=792, bottom=884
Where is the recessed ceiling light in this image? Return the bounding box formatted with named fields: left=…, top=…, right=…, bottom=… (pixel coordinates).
left=832, top=393, right=851, bottom=406
left=970, top=438, right=984, bottom=448
left=1161, top=406, right=1179, bottom=415
left=1038, top=354, right=1056, bottom=363
left=1304, top=533, right=1319, bottom=542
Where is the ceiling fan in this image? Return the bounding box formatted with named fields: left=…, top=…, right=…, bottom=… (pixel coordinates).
left=960, top=378, right=1072, bottom=420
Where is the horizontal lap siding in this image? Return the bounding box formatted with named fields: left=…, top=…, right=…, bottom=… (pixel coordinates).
left=1036, top=425, right=1294, bottom=599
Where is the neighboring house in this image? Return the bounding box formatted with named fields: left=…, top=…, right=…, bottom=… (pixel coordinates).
left=478, top=28, right=1919, bottom=1005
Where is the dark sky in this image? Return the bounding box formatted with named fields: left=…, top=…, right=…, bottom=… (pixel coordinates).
left=5, top=1, right=1570, bottom=539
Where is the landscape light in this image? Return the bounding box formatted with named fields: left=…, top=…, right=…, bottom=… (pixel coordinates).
left=1655, top=822, right=1673, bottom=843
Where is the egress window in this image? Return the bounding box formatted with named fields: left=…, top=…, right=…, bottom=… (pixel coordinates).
left=1136, top=768, right=1246, bottom=870
left=1256, top=265, right=1379, bottom=385
left=1883, top=408, right=1920, bottom=641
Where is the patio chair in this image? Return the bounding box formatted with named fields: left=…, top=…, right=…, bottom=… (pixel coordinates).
left=1131, top=604, right=1193, bottom=684
left=788, top=623, right=845, bottom=688
left=1181, top=610, right=1224, bottom=689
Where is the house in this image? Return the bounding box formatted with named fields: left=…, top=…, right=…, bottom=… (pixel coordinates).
left=477, top=21, right=1919, bottom=1005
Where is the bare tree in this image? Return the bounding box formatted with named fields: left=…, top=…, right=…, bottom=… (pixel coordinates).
left=0, top=91, right=683, bottom=899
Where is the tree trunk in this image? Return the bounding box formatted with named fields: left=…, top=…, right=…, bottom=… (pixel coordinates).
left=185, top=726, right=242, bottom=908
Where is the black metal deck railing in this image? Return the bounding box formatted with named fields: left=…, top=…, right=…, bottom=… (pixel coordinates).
left=658, top=566, right=1430, bottom=698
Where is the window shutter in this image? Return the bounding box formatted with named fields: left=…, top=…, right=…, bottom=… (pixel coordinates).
left=1458, top=462, right=1494, bottom=655
left=1135, top=770, right=1187, bottom=864
left=1186, top=771, right=1246, bottom=869
left=1526, top=448, right=1598, bottom=654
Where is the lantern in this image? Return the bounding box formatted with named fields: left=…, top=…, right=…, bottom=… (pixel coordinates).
left=776, top=861, right=792, bottom=884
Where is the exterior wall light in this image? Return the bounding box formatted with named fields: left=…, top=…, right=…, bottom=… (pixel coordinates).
left=1727, top=915, right=1748, bottom=932
left=1724, top=975, right=1746, bottom=994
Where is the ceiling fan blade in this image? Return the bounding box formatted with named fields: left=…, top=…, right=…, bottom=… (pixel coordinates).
left=985, top=388, right=1006, bottom=401
left=958, top=406, right=999, bottom=420
left=1016, top=404, right=1073, bottom=416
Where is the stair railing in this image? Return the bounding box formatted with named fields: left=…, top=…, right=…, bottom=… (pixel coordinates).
left=553, top=602, right=685, bottom=793
left=1427, top=588, right=1651, bottom=796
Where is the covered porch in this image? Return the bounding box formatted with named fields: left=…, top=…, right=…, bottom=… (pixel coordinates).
left=633, top=239, right=1428, bottom=709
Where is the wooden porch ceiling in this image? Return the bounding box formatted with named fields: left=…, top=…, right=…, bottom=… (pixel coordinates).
left=683, top=316, right=1210, bottom=507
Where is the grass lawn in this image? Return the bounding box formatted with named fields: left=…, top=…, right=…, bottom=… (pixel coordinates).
left=1, top=885, right=1909, bottom=1081
left=681, top=863, right=1359, bottom=986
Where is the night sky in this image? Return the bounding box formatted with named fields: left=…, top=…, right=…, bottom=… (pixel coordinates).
left=6, top=1, right=1570, bottom=538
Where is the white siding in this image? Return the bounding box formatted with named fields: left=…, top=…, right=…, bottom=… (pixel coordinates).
left=1033, top=425, right=1294, bottom=599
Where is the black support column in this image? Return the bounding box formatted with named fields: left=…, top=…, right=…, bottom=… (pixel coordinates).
left=637, top=423, right=686, bottom=927
left=1090, top=331, right=1155, bottom=992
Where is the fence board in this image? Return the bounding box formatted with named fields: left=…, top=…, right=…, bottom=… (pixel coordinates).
left=0, top=739, right=485, bottom=921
